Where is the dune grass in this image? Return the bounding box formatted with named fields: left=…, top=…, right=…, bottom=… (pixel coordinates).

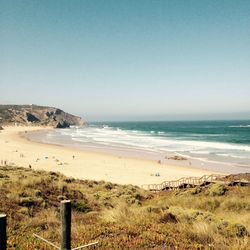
left=0, top=166, right=249, bottom=249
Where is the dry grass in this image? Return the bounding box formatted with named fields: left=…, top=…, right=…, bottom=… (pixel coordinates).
left=0, top=165, right=249, bottom=249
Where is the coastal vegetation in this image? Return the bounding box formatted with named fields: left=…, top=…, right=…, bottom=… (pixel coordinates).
left=0, top=166, right=249, bottom=249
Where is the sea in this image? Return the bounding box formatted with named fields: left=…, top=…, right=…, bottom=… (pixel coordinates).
left=27, top=120, right=250, bottom=173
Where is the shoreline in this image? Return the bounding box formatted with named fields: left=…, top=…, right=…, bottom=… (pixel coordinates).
left=25, top=127, right=250, bottom=174
left=0, top=126, right=226, bottom=186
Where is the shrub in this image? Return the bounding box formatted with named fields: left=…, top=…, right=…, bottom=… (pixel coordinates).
left=104, top=182, right=114, bottom=190
left=57, top=195, right=67, bottom=201
left=64, top=178, right=75, bottom=183
left=19, top=197, right=41, bottom=207
left=159, top=212, right=178, bottom=223
left=190, top=186, right=202, bottom=195
left=0, top=173, right=9, bottom=179
left=72, top=201, right=91, bottom=213
left=34, top=189, right=42, bottom=197
left=217, top=221, right=248, bottom=238
left=207, top=184, right=226, bottom=196
left=188, top=221, right=214, bottom=244
left=203, top=199, right=221, bottom=211
left=221, top=199, right=250, bottom=212
left=18, top=207, right=29, bottom=215
left=146, top=206, right=168, bottom=213
left=233, top=224, right=248, bottom=238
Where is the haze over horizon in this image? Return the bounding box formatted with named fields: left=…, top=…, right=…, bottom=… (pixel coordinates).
left=1, top=0, right=250, bottom=121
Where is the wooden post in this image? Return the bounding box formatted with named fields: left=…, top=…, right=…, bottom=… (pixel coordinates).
left=61, top=200, right=71, bottom=250
left=0, top=214, right=7, bottom=250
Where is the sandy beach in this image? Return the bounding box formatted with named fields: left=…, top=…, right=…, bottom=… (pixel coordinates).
left=0, top=126, right=222, bottom=186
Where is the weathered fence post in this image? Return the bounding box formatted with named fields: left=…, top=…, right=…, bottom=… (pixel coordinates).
left=0, top=214, right=7, bottom=250
left=61, top=200, right=71, bottom=250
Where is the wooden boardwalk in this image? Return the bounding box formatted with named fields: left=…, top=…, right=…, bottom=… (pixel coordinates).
left=141, top=174, right=250, bottom=191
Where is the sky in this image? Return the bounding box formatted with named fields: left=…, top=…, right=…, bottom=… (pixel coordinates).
left=1, top=0, right=250, bottom=121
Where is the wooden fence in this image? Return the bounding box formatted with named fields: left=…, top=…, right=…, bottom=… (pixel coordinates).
left=0, top=200, right=98, bottom=250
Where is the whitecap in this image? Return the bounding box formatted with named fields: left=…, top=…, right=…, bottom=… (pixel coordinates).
left=229, top=125, right=250, bottom=128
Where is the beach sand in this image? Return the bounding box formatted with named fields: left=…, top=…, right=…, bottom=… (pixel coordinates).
left=0, top=126, right=222, bottom=186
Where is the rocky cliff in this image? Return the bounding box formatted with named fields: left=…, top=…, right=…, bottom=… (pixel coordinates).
left=0, top=104, right=85, bottom=128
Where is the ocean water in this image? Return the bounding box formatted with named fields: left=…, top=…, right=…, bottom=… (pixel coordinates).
left=31, top=120, right=250, bottom=170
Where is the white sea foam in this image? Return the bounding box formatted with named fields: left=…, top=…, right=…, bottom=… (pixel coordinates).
left=216, top=153, right=248, bottom=159
left=51, top=125, right=250, bottom=167
left=57, top=125, right=250, bottom=153
left=229, top=125, right=250, bottom=128
left=189, top=151, right=211, bottom=155
left=177, top=140, right=250, bottom=152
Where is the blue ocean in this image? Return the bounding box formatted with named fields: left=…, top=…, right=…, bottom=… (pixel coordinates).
left=34, top=120, right=250, bottom=171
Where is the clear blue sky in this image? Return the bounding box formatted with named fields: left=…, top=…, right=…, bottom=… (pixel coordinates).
left=1, top=0, right=250, bottom=121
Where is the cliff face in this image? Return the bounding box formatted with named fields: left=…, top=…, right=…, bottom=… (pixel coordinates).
left=0, top=105, right=85, bottom=128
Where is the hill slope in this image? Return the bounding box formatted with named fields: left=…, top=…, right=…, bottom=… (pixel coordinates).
left=0, top=166, right=249, bottom=249
left=0, top=104, right=84, bottom=128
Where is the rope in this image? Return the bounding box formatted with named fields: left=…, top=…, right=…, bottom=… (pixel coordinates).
left=72, top=241, right=99, bottom=250
left=33, top=233, right=60, bottom=249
